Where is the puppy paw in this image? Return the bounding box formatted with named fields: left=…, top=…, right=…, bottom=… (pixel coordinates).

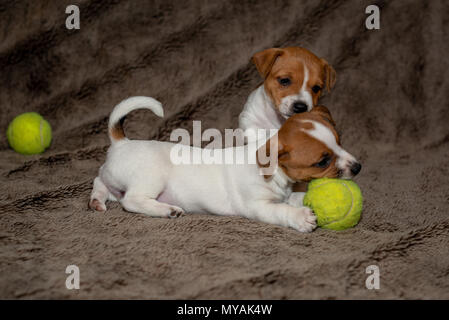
left=89, top=198, right=106, bottom=212
left=292, top=207, right=317, bottom=232
left=167, top=206, right=185, bottom=218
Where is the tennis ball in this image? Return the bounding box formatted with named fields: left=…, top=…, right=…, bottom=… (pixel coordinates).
left=6, top=112, right=52, bottom=155
left=303, top=178, right=363, bottom=230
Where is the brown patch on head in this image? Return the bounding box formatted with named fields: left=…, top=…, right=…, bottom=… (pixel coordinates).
left=252, top=47, right=336, bottom=112
left=257, top=111, right=340, bottom=182
left=310, top=105, right=336, bottom=127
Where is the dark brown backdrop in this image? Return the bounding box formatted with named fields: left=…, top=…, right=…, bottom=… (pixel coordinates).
left=0, top=0, right=448, bottom=299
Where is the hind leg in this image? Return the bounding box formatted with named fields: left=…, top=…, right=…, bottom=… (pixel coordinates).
left=120, top=189, right=184, bottom=218
left=89, top=176, right=111, bottom=212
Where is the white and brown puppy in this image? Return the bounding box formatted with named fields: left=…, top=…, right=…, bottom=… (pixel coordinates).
left=89, top=97, right=360, bottom=232
left=239, top=47, right=336, bottom=132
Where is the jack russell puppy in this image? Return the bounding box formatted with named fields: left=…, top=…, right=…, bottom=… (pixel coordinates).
left=239, top=47, right=344, bottom=204
left=89, top=97, right=361, bottom=232
left=239, top=46, right=336, bottom=132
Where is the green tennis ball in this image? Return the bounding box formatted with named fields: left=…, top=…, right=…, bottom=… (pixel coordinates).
left=303, top=178, right=363, bottom=230
left=6, top=112, right=52, bottom=155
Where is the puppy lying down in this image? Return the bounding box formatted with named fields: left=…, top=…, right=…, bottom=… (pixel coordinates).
left=89, top=97, right=360, bottom=232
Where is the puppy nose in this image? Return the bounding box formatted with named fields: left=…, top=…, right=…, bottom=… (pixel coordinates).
left=350, top=162, right=362, bottom=176
left=292, top=102, right=308, bottom=113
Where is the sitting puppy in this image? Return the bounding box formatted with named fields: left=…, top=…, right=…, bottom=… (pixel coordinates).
left=239, top=47, right=340, bottom=199
left=239, top=46, right=336, bottom=132
left=89, top=97, right=360, bottom=232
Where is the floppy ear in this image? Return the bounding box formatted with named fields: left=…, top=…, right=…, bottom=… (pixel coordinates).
left=320, top=58, right=336, bottom=93
left=256, top=135, right=287, bottom=179
left=311, top=105, right=336, bottom=127
left=252, top=48, right=284, bottom=79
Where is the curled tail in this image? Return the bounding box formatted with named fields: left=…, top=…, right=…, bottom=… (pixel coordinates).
left=108, top=96, right=164, bottom=144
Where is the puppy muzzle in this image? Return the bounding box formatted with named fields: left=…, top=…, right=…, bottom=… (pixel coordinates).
left=339, top=161, right=362, bottom=179
left=350, top=162, right=362, bottom=176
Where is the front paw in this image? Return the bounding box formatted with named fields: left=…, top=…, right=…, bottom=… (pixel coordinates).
left=291, top=207, right=317, bottom=232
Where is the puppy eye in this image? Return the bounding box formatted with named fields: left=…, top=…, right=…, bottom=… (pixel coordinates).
left=278, top=77, right=291, bottom=87
left=312, top=85, right=322, bottom=93
left=314, top=156, right=331, bottom=168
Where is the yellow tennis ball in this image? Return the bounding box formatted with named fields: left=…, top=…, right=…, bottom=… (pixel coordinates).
left=6, top=112, right=52, bottom=155
left=303, top=178, right=363, bottom=230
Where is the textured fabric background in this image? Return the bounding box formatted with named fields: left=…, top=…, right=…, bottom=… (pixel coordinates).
left=0, top=0, right=448, bottom=299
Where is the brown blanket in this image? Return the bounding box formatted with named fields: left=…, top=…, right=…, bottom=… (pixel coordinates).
left=1, top=0, right=448, bottom=299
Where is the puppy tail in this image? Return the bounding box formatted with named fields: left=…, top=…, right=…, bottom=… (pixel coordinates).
left=108, top=96, right=164, bottom=144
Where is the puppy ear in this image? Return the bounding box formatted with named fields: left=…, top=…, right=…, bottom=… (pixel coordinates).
left=321, top=58, right=336, bottom=93
left=256, top=136, right=286, bottom=179
left=311, top=105, right=336, bottom=127
left=252, top=48, right=284, bottom=79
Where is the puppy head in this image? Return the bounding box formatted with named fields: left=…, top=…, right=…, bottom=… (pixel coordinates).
left=252, top=47, right=336, bottom=119
left=257, top=107, right=360, bottom=182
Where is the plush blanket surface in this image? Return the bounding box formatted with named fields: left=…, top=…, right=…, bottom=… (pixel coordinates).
left=0, top=0, right=448, bottom=299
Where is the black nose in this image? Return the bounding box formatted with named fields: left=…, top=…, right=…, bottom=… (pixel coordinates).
left=292, top=102, right=308, bottom=113
left=350, top=162, right=362, bottom=175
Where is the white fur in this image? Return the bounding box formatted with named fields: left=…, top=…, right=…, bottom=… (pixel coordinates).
left=239, top=85, right=284, bottom=132
left=298, top=65, right=313, bottom=111
left=90, top=97, right=318, bottom=232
